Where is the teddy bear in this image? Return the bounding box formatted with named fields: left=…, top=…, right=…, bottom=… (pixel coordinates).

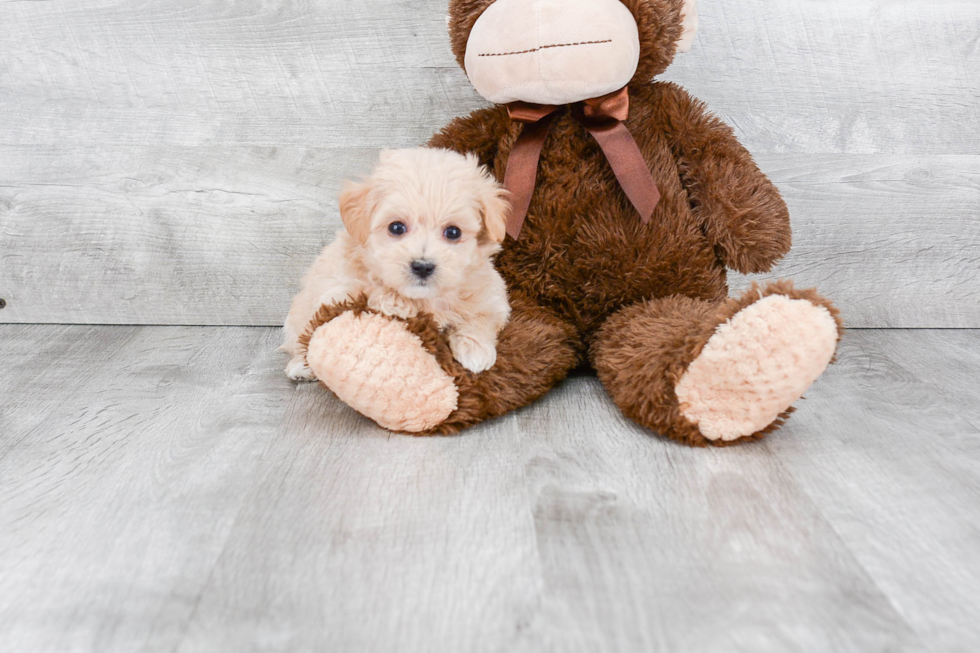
left=298, top=0, right=842, bottom=446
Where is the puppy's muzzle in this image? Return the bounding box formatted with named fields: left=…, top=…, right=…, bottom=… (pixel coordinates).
left=410, top=259, right=437, bottom=280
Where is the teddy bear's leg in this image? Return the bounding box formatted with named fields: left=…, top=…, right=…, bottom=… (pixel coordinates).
left=590, top=282, right=842, bottom=446
left=305, top=308, right=459, bottom=433
left=303, top=295, right=580, bottom=435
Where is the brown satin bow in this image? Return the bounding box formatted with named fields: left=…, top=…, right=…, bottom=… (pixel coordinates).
left=502, top=86, right=661, bottom=240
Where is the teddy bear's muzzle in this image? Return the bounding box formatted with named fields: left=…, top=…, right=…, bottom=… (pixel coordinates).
left=462, top=0, right=641, bottom=106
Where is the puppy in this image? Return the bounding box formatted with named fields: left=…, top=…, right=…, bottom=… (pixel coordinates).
left=282, top=147, right=511, bottom=381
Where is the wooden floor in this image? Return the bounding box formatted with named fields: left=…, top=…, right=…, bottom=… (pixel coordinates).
left=2, top=325, right=979, bottom=652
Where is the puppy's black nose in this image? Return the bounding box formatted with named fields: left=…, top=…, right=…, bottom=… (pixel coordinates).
left=410, top=259, right=436, bottom=279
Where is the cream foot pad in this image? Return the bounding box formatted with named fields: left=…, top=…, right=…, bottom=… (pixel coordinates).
left=675, top=295, right=839, bottom=441
left=306, top=312, right=458, bottom=433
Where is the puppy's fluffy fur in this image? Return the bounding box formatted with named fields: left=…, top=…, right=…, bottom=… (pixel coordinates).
left=282, top=147, right=511, bottom=380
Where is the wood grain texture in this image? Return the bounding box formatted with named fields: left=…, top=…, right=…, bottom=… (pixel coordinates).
left=2, top=325, right=979, bottom=651
left=1, top=0, right=978, bottom=327
left=0, top=326, right=291, bottom=652
left=769, top=329, right=980, bottom=653
left=1, top=148, right=977, bottom=326
left=0, top=0, right=976, bottom=153
left=733, top=154, right=980, bottom=328
left=0, top=145, right=377, bottom=325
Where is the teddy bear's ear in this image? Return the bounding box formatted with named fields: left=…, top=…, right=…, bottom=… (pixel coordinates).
left=676, top=0, right=699, bottom=53
left=338, top=179, right=374, bottom=244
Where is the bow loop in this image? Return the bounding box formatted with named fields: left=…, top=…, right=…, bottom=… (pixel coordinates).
left=580, top=87, right=631, bottom=123
left=506, top=102, right=559, bottom=123
left=502, top=87, right=660, bottom=239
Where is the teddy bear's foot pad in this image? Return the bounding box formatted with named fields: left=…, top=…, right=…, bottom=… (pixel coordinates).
left=306, top=311, right=458, bottom=433
left=674, top=295, right=839, bottom=442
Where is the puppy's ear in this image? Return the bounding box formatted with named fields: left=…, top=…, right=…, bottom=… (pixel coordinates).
left=480, top=184, right=510, bottom=244
left=338, top=180, right=373, bottom=244
left=470, top=155, right=510, bottom=243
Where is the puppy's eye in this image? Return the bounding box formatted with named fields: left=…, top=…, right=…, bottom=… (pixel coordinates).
left=388, top=221, right=407, bottom=236
left=443, top=225, right=462, bottom=241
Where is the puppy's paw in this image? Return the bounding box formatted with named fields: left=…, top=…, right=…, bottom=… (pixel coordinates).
left=449, top=333, right=497, bottom=373
left=285, top=355, right=316, bottom=382
left=367, top=289, right=419, bottom=320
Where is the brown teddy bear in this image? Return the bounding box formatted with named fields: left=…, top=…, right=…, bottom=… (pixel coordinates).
left=300, top=0, right=842, bottom=446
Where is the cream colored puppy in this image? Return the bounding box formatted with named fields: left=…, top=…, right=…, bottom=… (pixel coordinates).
left=282, top=147, right=511, bottom=381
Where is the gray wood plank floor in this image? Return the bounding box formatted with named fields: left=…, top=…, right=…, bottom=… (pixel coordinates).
left=2, top=325, right=978, bottom=652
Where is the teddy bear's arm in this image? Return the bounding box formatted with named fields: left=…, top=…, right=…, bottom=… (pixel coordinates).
left=654, top=83, right=792, bottom=274
left=427, top=105, right=512, bottom=171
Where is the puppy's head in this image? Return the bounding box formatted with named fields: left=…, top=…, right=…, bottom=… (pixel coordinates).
left=339, top=147, right=509, bottom=300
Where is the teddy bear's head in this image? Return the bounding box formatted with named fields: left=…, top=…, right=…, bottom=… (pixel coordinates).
left=448, top=0, right=698, bottom=106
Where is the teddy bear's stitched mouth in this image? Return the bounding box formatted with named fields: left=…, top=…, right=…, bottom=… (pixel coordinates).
left=478, top=39, right=613, bottom=58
